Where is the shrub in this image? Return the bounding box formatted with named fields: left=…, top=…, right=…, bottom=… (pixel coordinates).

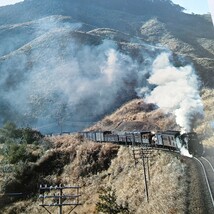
left=21, top=127, right=43, bottom=144
left=96, top=187, right=130, bottom=214
left=3, top=143, right=29, bottom=164
left=0, top=122, right=43, bottom=145
left=0, top=122, right=22, bottom=143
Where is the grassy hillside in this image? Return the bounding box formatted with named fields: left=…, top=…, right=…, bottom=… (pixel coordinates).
left=0, top=0, right=213, bottom=129
left=0, top=133, right=205, bottom=214
left=87, top=99, right=179, bottom=132
left=0, top=99, right=208, bottom=213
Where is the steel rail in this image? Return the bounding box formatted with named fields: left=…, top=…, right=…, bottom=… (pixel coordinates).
left=194, top=157, right=214, bottom=208
left=202, top=157, right=214, bottom=174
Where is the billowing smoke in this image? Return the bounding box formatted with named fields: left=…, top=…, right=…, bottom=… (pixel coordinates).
left=0, top=17, right=146, bottom=132
left=139, top=52, right=204, bottom=133
left=137, top=52, right=204, bottom=157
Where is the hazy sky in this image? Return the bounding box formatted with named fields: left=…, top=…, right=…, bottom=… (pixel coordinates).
left=0, top=0, right=24, bottom=7
left=207, top=0, right=214, bottom=24
left=172, top=0, right=209, bottom=14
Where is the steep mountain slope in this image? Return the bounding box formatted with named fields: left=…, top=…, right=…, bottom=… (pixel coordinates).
left=0, top=0, right=213, bottom=133
left=88, top=99, right=180, bottom=132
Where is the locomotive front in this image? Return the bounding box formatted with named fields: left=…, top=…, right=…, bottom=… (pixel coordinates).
left=180, top=132, right=203, bottom=156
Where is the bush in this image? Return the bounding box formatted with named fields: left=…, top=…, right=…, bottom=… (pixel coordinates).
left=0, top=122, right=22, bottom=144
left=96, top=187, right=130, bottom=214
left=3, top=143, right=29, bottom=164
left=21, top=127, right=43, bottom=144
left=0, top=122, right=43, bottom=145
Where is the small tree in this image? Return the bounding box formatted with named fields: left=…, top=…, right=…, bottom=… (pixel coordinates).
left=21, top=127, right=43, bottom=144
left=3, top=143, right=29, bottom=164
left=0, top=122, right=22, bottom=143
left=96, top=187, right=129, bottom=214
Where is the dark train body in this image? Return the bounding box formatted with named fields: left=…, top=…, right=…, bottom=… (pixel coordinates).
left=80, top=130, right=203, bottom=156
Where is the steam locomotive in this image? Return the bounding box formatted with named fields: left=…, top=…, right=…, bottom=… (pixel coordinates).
left=80, top=130, right=203, bottom=156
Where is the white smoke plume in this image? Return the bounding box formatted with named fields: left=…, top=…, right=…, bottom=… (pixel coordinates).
left=176, top=138, right=192, bottom=158
left=144, top=52, right=204, bottom=133
left=1, top=16, right=148, bottom=132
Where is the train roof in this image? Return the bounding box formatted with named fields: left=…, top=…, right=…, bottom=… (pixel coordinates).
left=156, top=130, right=180, bottom=136
left=125, top=131, right=151, bottom=134
left=181, top=132, right=197, bottom=137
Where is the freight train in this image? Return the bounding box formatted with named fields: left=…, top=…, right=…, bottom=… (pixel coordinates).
left=80, top=130, right=203, bottom=156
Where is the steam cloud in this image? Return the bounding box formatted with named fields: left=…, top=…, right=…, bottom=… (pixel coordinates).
left=142, top=52, right=204, bottom=133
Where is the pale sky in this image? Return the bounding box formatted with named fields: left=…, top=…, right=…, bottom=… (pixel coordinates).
left=0, top=0, right=24, bottom=7
left=172, top=0, right=209, bottom=14
left=208, top=0, right=214, bottom=24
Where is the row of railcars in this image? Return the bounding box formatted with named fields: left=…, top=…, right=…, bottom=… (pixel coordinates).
left=80, top=130, right=203, bottom=156
left=80, top=131, right=152, bottom=146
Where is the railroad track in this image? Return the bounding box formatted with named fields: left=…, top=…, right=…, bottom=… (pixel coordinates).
left=194, top=156, right=214, bottom=213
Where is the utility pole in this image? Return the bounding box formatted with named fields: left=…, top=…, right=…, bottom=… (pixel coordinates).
left=141, top=145, right=152, bottom=203
left=39, top=184, right=81, bottom=214
left=131, top=136, right=153, bottom=203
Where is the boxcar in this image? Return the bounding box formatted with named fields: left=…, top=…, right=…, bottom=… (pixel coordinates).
left=104, top=133, right=119, bottom=143
left=95, top=131, right=112, bottom=142
left=156, top=131, right=180, bottom=149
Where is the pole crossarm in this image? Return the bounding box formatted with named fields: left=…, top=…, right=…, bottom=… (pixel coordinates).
left=39, top=203, right=82, bottom=207
left=39, top=194, right=81, bottom=199
left=40, top=185, right=81, bottom=190
left=39, top=184, right=81, bottom=214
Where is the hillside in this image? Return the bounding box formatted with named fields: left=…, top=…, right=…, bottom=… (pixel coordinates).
left=87, top=99, right=179, bottom=132
left=0, top=101, right=206, bottom=213
left=0, top=0, right=213, bottom=133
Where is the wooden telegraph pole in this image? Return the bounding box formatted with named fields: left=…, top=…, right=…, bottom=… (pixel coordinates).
left=39, top=184, right=81, bottom=214
left=141, top=146, right=151, bottom=203
left=131, top=136, right=153, bottom=203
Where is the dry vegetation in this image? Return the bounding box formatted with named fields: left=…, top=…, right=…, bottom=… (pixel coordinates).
left=195, top=88, right=214, bottom=148
left=1, top=133, right=197, bottom=214
left=88, top=99, right=180, bottom=132
left=1, top=93, right=212, bottom=213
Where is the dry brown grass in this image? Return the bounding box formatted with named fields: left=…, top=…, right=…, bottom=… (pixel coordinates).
left=195, top=88, right=214, bottom=147
left=1, top=91, right=212, bottom=213
left=1, top=138, right=190, bottom=214
left=88, top=99, right=179, bottom=132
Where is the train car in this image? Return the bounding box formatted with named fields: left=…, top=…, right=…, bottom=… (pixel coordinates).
left=86, top=132, right=97, bottom=141
left=141, top=131, right=153, bottom=144
left=116, top=131, right=152, bottom=145
left=95, top=131, right=112, bottom=142
left=155, top=130, right=180, bottom=150
left=118, top=134, right=128, bottom=144
left=79, top=131, right=88, bottom=139
left=79, top=130, right=203, bottom=156
left=125, top=133, right=135, bottom=144
left=104, top=133, right=119, bottom=143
